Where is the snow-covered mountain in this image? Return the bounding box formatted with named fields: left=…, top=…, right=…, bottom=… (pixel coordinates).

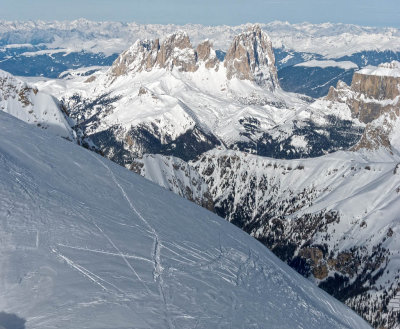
left=106, top=61, right=400, bottom=328
left=191, top=147, right=400, bottom=328
left=1, top=19, right=399, bottom=99
left=31, top=26, right=364, bottom=167
left=1, top=20, right=400, bottom=96
left=0, top=69, right=75, bottom=139
left=0, top=111, right=371, bottom=329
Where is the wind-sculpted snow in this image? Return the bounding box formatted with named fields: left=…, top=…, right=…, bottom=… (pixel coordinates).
left=0, top=112, right=371, bottom=329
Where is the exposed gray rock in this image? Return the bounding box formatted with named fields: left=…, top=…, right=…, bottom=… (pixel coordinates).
left=224, top=25, right=279, bottom=90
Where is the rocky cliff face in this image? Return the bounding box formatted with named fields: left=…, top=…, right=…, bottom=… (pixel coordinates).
left=110, top=25, right=279, bottom=89
left=110, top=31, right=199, bottom=76
left=155, top=32, right=198, bottom=72
left=196, top=40, right=219, bottom=69
left=224, top=25, right=279, bottom=90
left=326, top=61, right=400, bottom=152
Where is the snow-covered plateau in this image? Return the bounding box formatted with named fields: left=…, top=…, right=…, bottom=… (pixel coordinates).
left=358, top=61, right=400, bottom=78
left=295, top=60, right=358, bottom=70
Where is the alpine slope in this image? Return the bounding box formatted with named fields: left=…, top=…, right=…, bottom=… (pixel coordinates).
left=0, top=111, right=371, bottom=329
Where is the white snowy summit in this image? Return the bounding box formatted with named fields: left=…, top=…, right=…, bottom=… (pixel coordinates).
left=0, top=111, right=371, bottom=329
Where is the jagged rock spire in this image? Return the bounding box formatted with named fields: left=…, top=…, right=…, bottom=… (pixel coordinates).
left=110, top=25, right=279, bottom=91
left=224, top=25, right=279, bottom=90
left=110, top=31, right=198, bottom=76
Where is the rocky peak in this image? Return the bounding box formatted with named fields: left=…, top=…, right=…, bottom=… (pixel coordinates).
left=196, top=40, right=219, bottom=69
left=110, top=31, right=199, bottom=77
left=110, top=26, right=281, bottom=88
left=155, top=31, right=198, bottom=72
left=110, top=39, right=154, bottom=76
left=224, top=25, right=279, bottom=90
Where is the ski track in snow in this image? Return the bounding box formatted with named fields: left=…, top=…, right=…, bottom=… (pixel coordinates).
left=53, top=249, right=110, bottom=292
left=90, top=153, right=173, bottom=329
left=91, top=220, right=151, bottom=293
left=57, top=243, right=153, bottom=263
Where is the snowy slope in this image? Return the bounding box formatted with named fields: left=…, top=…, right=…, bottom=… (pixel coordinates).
left=0, top=69, right=74, bottom=139
left=0, top=111, right=371, bottom=329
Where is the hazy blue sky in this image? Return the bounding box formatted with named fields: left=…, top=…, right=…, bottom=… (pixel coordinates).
left=1, top=0, right=399, bottom=27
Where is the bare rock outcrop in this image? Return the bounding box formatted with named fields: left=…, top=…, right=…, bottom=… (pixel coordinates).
left=327, top=61, right=400, bottom=124
left=110, top=25, right=280, bottom=90
left=110, top=31, right=198, bottom=76
left=196, top=40, right=219, bottom=69
left=155, top=32, right=198, bottom=72
left=327, top=61, right=400, bottom=151
left=224, top=25, right=279, bottom=90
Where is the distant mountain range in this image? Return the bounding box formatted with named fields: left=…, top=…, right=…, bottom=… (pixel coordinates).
left=1, top=20, right=400, bottom=97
